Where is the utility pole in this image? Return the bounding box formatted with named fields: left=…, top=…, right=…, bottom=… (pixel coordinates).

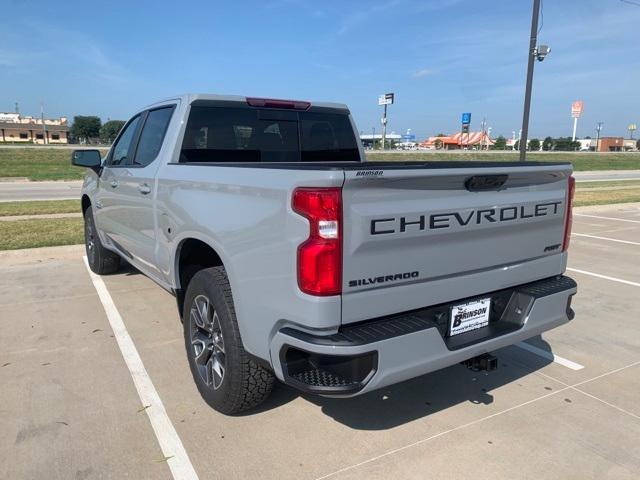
left=519, top=0, right=541, bottom=161
left=595, top=122, right=603, bottom=152
left=40, top=103, right=48, bottom=145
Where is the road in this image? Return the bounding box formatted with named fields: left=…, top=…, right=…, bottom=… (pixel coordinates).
left=0, top=170, right=639, bottom=202
left=0, top=180, right=82, bottom=202
left=1, top=203, right=639, bottom=479
left=573, top=170, right=640, bottom=182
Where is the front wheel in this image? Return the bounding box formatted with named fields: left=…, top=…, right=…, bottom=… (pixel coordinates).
left=84, top=205, right=121, bottom=275
left=183, top=267, right=274, bottom=414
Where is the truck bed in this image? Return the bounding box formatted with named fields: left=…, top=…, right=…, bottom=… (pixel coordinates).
left=167, top=160, right=571, bottom=170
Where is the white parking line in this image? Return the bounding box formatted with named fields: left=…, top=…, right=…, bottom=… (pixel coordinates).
left=567, top=267, right=640, bottom=288
left=574, top=213, right=640, bottom=224
left=83, top=257, right=199, bottom=480
left=515, top=342, right=584, bottom=370
left=572, top=233, right=640, bottom=246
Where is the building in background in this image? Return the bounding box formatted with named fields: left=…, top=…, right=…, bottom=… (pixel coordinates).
left=359, top=132, right=402, bottom=149
left=622, top=139, right=637, bottom=151
left=576, top=139, right=593, bottom=151
left=0, top=112, right=69, bottom=144
left=595, top=137, right=624, bottom=152
left=420, top=131, right=494, bottom=150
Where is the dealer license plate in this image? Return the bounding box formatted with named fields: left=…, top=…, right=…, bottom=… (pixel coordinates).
left=449, top=298, right=491, bottom=336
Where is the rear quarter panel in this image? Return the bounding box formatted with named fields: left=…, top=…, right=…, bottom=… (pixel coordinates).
left=155, top=164, right=345, bottom=360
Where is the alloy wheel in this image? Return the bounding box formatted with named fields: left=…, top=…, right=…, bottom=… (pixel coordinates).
left=190, top=295, right=226, bottom=389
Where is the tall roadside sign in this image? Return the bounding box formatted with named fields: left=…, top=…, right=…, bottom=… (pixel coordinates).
left=378, top=93, right=394, bottom=149
left=461, top=112, right=471, bottom=149
left=571, top=100, right=583, bottom=142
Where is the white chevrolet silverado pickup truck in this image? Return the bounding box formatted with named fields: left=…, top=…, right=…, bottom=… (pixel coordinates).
left=72, top=94, right=577, bottom=414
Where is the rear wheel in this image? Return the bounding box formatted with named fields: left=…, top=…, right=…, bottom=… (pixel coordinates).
left=84, top=205, right=121, bottom=275
left=183, top=266, right=274, bottom=414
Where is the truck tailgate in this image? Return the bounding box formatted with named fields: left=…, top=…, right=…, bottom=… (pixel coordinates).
left=340, top=164, right=572, bottom=324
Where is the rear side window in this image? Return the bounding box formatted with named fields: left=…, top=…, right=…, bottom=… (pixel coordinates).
left=180, top=106, right=359, bottom=163
left=133, top=106, right=174, bottom=167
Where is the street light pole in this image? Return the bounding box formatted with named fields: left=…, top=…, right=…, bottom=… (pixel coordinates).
left=382, top=104, right=388, bottom=150
left=519, top=0, right=541, bottom=161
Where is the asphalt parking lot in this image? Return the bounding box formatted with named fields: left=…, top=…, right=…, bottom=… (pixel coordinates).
left=1, top=203, right=639, bottom=480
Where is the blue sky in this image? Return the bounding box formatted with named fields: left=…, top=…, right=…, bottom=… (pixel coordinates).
left=1, top=0, right=639, bottom=140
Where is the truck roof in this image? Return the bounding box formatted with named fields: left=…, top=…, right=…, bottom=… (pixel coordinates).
left=144, top=93, right=350, bottom=112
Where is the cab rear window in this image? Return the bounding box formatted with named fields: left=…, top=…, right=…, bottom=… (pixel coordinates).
left=180, top=106, right=360, bottom=163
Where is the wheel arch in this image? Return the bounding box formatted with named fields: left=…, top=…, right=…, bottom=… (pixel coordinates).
left=174, top=236, right=227, bottom=318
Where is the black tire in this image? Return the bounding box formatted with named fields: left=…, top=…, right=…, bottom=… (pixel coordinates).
left=84, top=205, right=121, bottom=275
left=183, top=266, right=274, bottom=414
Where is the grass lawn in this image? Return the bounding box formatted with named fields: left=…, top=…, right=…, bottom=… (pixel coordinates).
left=574, top=181, right=640, bottom=207
left=0, top=217, right=84, bottom=250
left=0, top=148, right=107, bottom=181
left=0, top=199, right=80, bottom=216
left=0, top=148, right=638, bottom=182
left=367, top=151, right=640, bottom=171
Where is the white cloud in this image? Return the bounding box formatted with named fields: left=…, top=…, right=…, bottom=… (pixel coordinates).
left=412, top=68, right=436, bottom=78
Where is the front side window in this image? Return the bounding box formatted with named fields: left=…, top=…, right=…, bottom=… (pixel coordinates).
left=133, top=107, right=174, bottom=167
left=109, top=115, right=141, bottom=166
left=180, top=106, right=359, bottom=163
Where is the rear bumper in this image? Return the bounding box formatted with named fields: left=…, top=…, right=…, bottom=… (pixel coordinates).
left=269, top=275, right=577, bottom=397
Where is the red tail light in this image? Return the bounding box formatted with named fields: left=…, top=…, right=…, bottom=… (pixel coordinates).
left=292, top=187, right=342, bottom=296
left=562, top=176, right=576, bottom=252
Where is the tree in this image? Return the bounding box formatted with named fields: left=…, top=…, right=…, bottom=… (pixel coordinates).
left=70, top=116, right=101, bottom=144
left=542, top=136, right=553, bottom=151
left=435, top=132, right=446, bottom=137
left=514, top=139, right=520, bottom=151
left=529, top=138, right=541, bottom=151
left=493, top=135, right=507, bottom=150
left=553, top=137, right=580, bottom=151
left=636, top=139, right=640, bottom=150
left=100, top=120, right=125, bottom=144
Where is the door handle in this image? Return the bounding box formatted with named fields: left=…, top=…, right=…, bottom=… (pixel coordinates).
left=110, top=180, right=118, bottom=188
left=138, top=183, right=151, bottom=195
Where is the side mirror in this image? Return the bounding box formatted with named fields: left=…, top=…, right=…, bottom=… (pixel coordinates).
left=71, top=149, right=102, bottom=172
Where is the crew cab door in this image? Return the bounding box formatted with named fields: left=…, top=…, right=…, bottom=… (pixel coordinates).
left=95, top=113, right=143, bottom=254
left=96, top=106, right=175, bottom=281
